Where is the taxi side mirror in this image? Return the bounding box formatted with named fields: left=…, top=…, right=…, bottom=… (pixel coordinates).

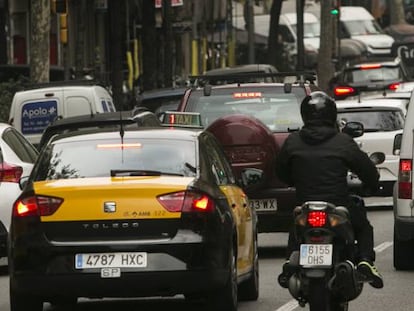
left=19, top=176, right=29, bottom=191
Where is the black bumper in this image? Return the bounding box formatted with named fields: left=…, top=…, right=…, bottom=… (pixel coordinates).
left=10, top=268, right=228, bottom=298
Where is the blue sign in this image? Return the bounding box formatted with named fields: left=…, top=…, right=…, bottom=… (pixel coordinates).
left=21, top=100, right=58, bottom=135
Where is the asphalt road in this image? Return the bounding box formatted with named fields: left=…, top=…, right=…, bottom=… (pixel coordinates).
left=1, top=197, right=412, bottom=311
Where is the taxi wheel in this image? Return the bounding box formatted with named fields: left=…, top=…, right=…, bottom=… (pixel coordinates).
left=205, top=246, right=238, bottom=311
left=238, top=233, right=259, bottom=301
left=10, top=289, right=43, bottom=311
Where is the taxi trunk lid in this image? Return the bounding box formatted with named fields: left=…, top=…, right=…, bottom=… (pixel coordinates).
left=33, top=176, right=193, bottom=242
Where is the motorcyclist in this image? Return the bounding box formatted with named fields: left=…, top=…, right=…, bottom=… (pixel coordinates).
left=275, top=91, right=384, bottom=289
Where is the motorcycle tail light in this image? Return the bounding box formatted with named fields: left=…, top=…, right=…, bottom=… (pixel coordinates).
left=399, top=159, right=412, bottom=199
left=13, top=195, right=63, bottom=217
left=307, top=211, right=327, bottom=227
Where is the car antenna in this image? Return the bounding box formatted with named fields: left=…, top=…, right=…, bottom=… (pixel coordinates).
left=119, top=111, right=125, bottom=144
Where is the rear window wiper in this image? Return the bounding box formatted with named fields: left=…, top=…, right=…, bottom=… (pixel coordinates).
left=110, top=170, right=184, bottom=177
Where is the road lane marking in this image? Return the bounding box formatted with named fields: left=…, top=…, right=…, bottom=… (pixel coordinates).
left=274, top=299, right=299, bottom=311
left=374, top=241, right=393, bottom=253
left=274, top=241, right=393, bottom=311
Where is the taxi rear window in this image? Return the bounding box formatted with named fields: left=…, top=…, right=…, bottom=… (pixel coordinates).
left=34, top=138, right=197, bottom=180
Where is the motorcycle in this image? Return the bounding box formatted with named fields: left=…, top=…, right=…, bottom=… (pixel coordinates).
left=280, top=151, right=385, bottom=311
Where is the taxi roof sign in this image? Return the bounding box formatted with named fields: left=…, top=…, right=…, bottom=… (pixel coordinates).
left=161, top=111, right=203, bottom=128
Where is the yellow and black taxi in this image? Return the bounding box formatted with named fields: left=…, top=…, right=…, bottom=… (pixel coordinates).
left=8, top=115, right=261, bottom=311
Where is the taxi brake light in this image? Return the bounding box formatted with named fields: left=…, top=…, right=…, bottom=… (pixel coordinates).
left=399, top=159, right=412, bottom=199
left=334, top=86, right=355, bottom=97
left=359, top=64, right=382, bottom=70
left=307, top=211, right=327, bottom=227
left=97, top=143, right=142, bottom=149
left=13, top=195, right=63, bottom=217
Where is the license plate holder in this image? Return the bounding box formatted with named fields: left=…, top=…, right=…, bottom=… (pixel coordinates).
left=75, top=252, right=147, bottom=269
left=101, top=267, right=121, bottom=278
left=299, top=244, right=333, bottom=267
left=249, top=199, right=277, bottom=212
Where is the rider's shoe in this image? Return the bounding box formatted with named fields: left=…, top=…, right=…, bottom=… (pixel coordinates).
left=357, top=260, right=384, bottom=289
left=277, top=260, right=292, bottom=289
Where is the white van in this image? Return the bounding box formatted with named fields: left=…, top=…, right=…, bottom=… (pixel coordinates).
left=392, top=89, right=414, bottom=270
left=240, top=12, right=320, bottom=70
left=340, top=6, right=394, bottom=57
left=8, top=84, right=115, bottom=147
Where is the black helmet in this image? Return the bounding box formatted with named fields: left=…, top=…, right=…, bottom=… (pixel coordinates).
left=300, top=91, right=337, bottom=125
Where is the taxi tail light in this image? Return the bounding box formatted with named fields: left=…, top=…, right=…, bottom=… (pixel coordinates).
left=398, top=159, right=412, bottom=199
left=13, top=195, right=63, bottom=217
left=0, top=162, right=23, bottom=183
left=334, top=86, right=355, bottom=97
left=157, top=191, right=215, bottom=213
left=307, top=211, right=327, bottom=227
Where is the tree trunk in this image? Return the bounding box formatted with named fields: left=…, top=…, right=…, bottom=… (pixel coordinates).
left=108, top=0, right=125, bottom=110
left=390, top=0, right=406, bottom=25
left=162, top=0, right=173, bottom=87
left=142, top=0, right=157, bottom=91
left=30, top=0, right=50, bottom=83
left=317, top=1, right=335, bottom=93
left=267, top=0, right=283, bottom=69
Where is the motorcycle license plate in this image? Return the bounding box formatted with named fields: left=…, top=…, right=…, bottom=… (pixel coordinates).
left=299, top=244, right=333, bottom=267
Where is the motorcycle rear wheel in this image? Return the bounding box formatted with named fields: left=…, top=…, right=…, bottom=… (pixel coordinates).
left=308, top=278, right=348, bottom=311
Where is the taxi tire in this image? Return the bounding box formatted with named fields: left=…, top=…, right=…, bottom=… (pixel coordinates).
left=10, top=289, right=43, bottom=311
left=205, top=246, right=238, bottom=311
left=238, top=233, right=259, bottom=301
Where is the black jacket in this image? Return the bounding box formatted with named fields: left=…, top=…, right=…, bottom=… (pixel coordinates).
left=275, top=122, right=380, bottom=206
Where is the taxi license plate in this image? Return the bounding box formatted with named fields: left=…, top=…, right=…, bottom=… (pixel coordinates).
left=75, top=252, right=147, bottom=269
left=249, top=199, right=277, bottom=212
left=299, top=244, right=333, bottom=266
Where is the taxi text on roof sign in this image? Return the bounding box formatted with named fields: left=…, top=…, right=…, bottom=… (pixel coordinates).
left=162, top=111, right=202, bottom=128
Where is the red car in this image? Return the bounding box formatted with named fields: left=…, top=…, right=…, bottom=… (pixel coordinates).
left=176, top=74, right=319, bottom=233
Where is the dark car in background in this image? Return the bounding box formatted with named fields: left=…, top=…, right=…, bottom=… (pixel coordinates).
left=330, top=58, right=411, bottom=100
left=38, top=109, right=161, bottom=150
left=176, top=72, right=319, bottom=234
left=135, top=87, right=187, bottom=117
left=200, top=64, right=280, bottom=85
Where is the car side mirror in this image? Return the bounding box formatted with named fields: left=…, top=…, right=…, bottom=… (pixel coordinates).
left=19, top=176, right=29, bottom=191
left=393, top=133, right=402, bottom=156
left=240, top=168, right=265, bottom=191
left=342, top=121, right=364, bottom=138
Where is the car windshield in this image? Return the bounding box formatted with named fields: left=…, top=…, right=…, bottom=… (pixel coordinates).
left=292, top=22, right=320, bottom=38
left=337, top=109, right=404, bottom=132
left=345, top=67, right=401, bottom=83
left=343, top=19, right=383, bottom=35
left=34, top=137, right=197, bottom=180
left=186, top=89, right=304, bottom=132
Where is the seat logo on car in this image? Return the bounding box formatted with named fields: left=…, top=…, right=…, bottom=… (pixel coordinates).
left=104, top=201, right=116, bottom=213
